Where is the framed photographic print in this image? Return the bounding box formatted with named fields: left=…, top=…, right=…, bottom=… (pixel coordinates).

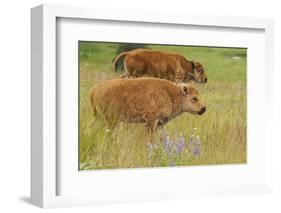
left=31, top=4, right=274, bottom=208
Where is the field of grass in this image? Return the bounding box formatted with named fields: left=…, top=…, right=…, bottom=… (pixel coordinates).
left=79, top=42, right=247, bottom=170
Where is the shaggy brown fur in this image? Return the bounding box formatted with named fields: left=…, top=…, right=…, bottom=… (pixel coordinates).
left=113, top=49, right=207, bottom=83
left=90, top=78, right=206, bottom=132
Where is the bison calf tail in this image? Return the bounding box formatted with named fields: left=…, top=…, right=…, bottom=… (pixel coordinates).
left=89, top=88, right=98, bottom=127
left=112, top=51, right=128, bottom=72
left=90, top=88, right=97, bottom=116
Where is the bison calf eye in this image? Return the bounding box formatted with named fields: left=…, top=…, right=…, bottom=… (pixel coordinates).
left=192, top=97, right=198, bottom=102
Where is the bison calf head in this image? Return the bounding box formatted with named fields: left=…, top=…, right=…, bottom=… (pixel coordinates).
left=191, top=61, right=208, bottom=84
left=180, top=84, right=206, bottom=115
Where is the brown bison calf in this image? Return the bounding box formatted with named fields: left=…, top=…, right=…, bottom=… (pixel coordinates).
left=90, top=78, right=206, bottom=132
left=113, top=48, right=207, bottom=83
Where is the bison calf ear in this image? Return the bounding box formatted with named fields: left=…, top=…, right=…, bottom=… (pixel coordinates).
left=191, top=60, right=196, bottom=68
left=191, top=60, right=197, bottom=72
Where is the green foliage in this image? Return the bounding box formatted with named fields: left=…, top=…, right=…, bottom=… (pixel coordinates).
left=79, top=42, right=247, bottom=170
left=114, top=43, right=148, bottom=71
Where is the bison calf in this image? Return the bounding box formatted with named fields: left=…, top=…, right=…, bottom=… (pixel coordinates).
left=113, top=48, right=207, bottom=84
left=90, top=78, right=206, bottom=132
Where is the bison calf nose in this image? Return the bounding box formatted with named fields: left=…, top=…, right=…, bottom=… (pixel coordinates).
left=198, top=106, right=206, bottom=115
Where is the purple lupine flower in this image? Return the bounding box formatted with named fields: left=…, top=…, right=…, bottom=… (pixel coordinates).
left=189, top=129, right=201, bottom=157
left=190, top=136, right=201, bottom=156
left=191, top=145, right=201, bottom=156
left=175, top=134, right=185, bottom=155
left=162, top=134, right=172, bottom=153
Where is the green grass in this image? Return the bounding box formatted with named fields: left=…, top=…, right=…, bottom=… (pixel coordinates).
left=79, top=42, right=247, bottom=170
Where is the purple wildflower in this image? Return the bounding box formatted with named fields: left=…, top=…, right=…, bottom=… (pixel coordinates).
left=162, top=134, right=172, bottom=153
left=189, top=128, right=201, bottom=157
left=191, top=145, right=201, bottom=156
left=191, top=137, right=201, bottom=156
left=161, top=132, right=187, bottom=156
left=175, top=134, right=185, bottom=155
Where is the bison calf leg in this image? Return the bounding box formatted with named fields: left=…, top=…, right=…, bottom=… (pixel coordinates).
left=143, top=116, right=158, bottom=143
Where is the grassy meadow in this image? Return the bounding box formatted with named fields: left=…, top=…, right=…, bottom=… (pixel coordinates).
left=79, top=42, right=247, bottom=170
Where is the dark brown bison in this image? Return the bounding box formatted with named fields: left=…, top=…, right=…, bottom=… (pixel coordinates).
left=113, top=48, right=207, bottom=83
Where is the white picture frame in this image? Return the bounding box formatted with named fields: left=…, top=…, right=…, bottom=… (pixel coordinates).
left=31, top=4, right=274, bottom=208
